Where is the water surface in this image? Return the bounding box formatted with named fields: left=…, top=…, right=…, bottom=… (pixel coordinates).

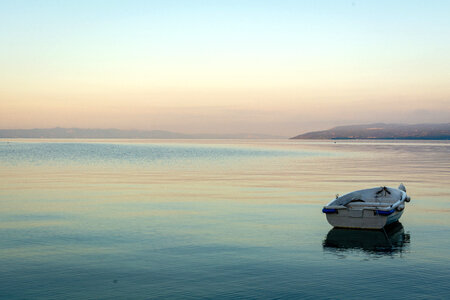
left=1, top=139, right=449, bottom=299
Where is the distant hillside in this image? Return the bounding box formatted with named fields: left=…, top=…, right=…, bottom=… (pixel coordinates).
left=291, top=123, right=450, bottom=140
left=0, top=128, right=284, bottom=139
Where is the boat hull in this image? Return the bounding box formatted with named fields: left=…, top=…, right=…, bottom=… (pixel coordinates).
left=326, top=209, right=404, bottom=229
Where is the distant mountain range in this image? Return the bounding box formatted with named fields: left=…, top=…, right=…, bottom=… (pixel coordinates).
left=0, top=127, right=284, bottom=139
left=2, top=124, right=449, bottom=140
left=291, top=123, right=450, bottom=140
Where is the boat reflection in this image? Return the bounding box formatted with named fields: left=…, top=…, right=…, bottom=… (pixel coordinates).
left=323, top=222, right=410, bottom=256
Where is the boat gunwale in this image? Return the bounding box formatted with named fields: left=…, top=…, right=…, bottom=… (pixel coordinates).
left=323, top=186, right=407, bottom=213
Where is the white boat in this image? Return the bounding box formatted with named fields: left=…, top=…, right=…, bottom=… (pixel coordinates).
left=322, top=184, right=411, bottom=229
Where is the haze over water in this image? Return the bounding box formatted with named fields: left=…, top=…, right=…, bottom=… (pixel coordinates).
left=1, top=139, right=449, bottom=299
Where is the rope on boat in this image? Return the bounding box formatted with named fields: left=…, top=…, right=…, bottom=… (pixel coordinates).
left=374, top=209, right=394, bottom=248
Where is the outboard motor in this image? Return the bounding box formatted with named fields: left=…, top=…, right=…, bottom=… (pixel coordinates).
left=398, top=183, right=411, bottom=202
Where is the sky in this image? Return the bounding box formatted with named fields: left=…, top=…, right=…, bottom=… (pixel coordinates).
left=1, top=0, right=449, bottom=135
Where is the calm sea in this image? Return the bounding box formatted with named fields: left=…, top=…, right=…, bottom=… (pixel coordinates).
left=0, top=139, right=449, bottom=299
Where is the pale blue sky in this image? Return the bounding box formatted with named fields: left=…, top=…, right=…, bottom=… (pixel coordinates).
left=1, top=1, right=449, bottom=134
